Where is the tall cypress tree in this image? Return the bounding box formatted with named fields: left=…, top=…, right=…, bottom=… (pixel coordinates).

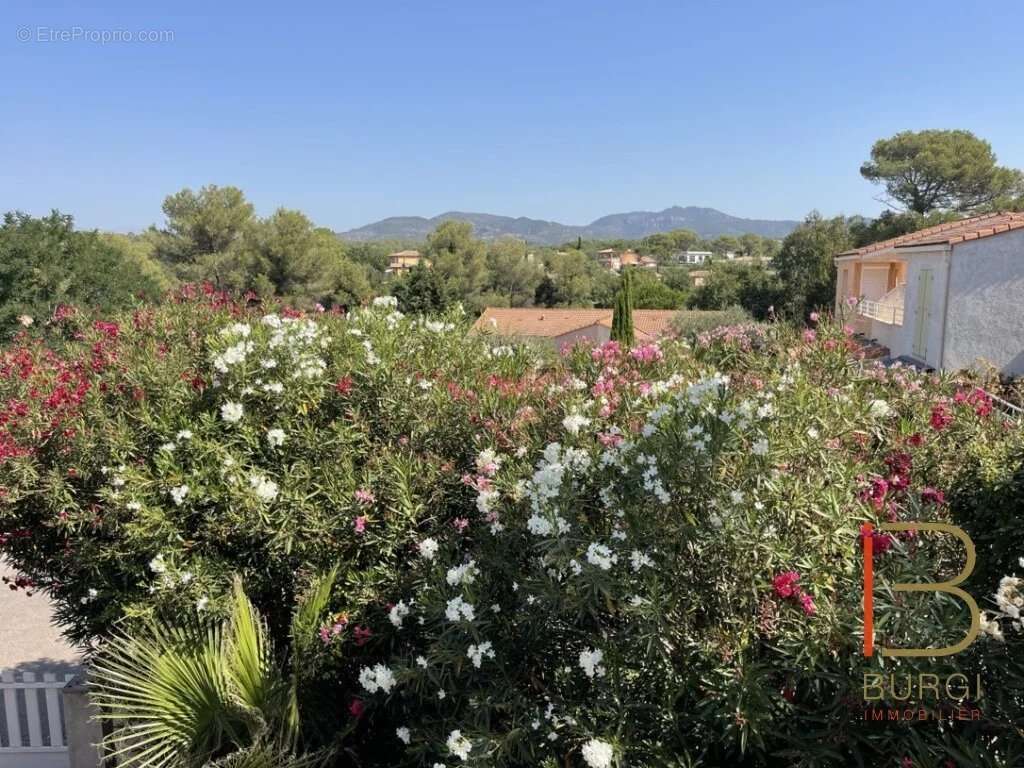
left=610, top=268, right=635, bottom=345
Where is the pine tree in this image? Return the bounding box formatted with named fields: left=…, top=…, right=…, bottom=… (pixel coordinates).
left=610, top=268, right=635, bottom=345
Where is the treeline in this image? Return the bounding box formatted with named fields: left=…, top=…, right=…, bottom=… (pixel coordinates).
left=0, top=185, right=789, bottom=327
left=5, top=128, right=1022, bottom=328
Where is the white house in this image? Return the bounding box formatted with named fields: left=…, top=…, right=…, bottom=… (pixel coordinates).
left=676, top=250, right=712, bottom=265
left=834, top=211, right=1024, bottom=374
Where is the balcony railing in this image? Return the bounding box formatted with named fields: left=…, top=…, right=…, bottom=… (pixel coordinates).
left=857, top=285, right=904, bottom=326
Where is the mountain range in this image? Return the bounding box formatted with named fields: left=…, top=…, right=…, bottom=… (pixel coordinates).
left=337, top=206, right=800, bottom=245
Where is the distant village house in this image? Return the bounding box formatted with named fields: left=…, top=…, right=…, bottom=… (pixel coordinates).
left=385, top=249, right=430, bottom=275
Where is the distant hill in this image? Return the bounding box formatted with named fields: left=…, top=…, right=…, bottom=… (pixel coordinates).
left=337, top=206, right=800, bottom=245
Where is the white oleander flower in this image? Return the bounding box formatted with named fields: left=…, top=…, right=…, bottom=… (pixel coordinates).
left=446, top=730, right=472, bottom=760
left=581, top=738, right=614, bottom=768
left=358, top=663, right=397, bottom=694
left=419, top=537, right=439, bottom=561
left=445, top=596, right=475, bottom=623
left=466, top=641, right=495, bottom=668
left=389, top=600, right=411, bottom=628
left=586, top=543, right=617, bottom=571
left=578, top=648, right=606, bottom=679
left=396, top=726, right=411, bottom=744
left=266, top=428, right=286, bottom=447
left=446, top=560, right=479, bottom=587
left=562, top=413, right=591, bottom=435
left=868, top=399, right=891, bottom=418
left=249, top=474, right=279, bottom=502
left=170, top=485, right=189, bottom=506
left=220, top=402, right=244, bottom=423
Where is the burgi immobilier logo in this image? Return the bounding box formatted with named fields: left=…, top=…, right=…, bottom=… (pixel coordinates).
left=860, top=522, right=984, bottom=722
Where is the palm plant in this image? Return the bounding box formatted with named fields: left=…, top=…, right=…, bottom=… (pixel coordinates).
left=89, top=571, right=336, bottom=768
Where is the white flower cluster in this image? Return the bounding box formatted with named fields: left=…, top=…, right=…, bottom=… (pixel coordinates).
left=359, top=663, right=397, bottom=694
left=525, top=443, right=590, bottom=537
left=585, top=543, right=617, bottom=571
left=221, top=402, right=244, bottom=423
left=445, top=595, right=475, bottom=623
left=446, top=561, right=479, bottom=587
left=466, top=641, right=495, bottom=668
left=169, top=484, right=189, bottom=506
left=980, top=562, right=1024, bottom=641
left=446, top=729, right=472, bottom=760
left=248, top=473, right=279, bottom=503
left=265, top=317, right=328, bottom=381
left=562, top=412, right=591, bottom=436
left=578, top=648, right=606, bottom=679
left=419, top=537, right=439, bottom=561
left=389, top=600, right=411, bottom=628
left=213, top=324, right=255, bottom=373
left=581, top=738, right=614, bottom=768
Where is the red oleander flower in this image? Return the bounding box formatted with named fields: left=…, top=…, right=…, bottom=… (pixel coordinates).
left=773, top=571, right=801, bottom=599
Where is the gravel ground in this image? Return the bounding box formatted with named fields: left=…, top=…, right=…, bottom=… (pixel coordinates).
left=0, top=560, right=81, bottom=671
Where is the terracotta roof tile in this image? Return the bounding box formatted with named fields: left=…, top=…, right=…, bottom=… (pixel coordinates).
left=838, top=211, right=1024, bottom=257
left=472, top=308, right=677, bottom=341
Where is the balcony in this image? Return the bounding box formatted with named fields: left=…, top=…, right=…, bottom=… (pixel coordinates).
left=857, top=285, right=904, bottom=326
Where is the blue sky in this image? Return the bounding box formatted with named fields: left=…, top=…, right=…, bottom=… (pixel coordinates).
left=3, top=1, right=1024, bottom=232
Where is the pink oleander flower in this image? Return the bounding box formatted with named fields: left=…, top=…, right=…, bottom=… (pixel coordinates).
left=349, top=698, right=365, bottom=718
left=629, top=343, right=664, bottom=363
left=802, top=329, right=817, bottom=344
left=930, top=404, right=953, bottom=431
left=452, top=517, right=469, bottom=532
left=799, top=592, right=816, bottom=616
left=591, top=340, right=621, bottom=363
left=809, top=311, right=820, bottom=323
left=354, top=488, right=376, bottom=505
left=773, top=571, right=801, bottom=599
left=859, top=524, right=894, bottom=556
left=353, top=515, right=367, bottom=534
left=353, top=625, right=372, bottom=646
left=920, top=486, right=945, bottom=506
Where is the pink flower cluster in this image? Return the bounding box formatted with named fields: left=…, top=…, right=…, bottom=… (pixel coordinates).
left=629, top=343, right=663, bottom=363
left=772, top=571, right=816, bottom=616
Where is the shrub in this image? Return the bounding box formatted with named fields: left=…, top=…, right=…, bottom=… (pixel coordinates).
left=671, top=306, right=752, bottom=339
left=1, top=291, right=1023, bottom=766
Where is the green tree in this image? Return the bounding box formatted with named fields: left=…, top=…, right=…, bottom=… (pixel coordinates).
left=533, top=276, right=559, bottom=307
left=243, top=212, right=370, bottom=307
left=543, top=250, right=594, bottom=306
left=99, top=232, right=174, bottom=292
left=738, top=233, right=763, bottom=259
left=773, top=211, right=852, bottom=317
left=0, top=211, right=163, bottom=328
left=425, top=220, right=487, bottom=310
left=860, top=129, right=1024, bottom=214
left=391, top=262, right=451, bottom=314
left=710, top=235, right=741, bottom=257
left=151, top=185, right=256, bottom=286
left=628, top=268, right=687, bottom=309
left=611, top=269, right=635, bottom=345
left=484, top=239, right=543, bottom=307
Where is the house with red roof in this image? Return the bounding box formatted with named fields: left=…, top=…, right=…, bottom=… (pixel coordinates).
left=472, top=308, right=677, bottom=348
left=834, top=211, right=1024, bottom=374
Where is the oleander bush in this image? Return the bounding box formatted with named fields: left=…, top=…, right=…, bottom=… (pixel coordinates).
left=2, top=289, right=1024, bottom=767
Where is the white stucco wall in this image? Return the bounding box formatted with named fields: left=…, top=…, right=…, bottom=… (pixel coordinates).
left=863, top=249, right=948, bottom=368
left=944, top=229, right=1024, bottom=375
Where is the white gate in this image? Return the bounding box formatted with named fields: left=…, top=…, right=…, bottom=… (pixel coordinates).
left=0, top=670, right=77, bottom=768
